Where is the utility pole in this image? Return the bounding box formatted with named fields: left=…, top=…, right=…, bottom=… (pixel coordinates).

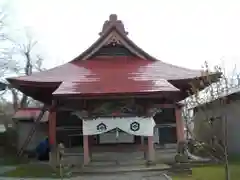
left=223, top=114, right=230, bottom=180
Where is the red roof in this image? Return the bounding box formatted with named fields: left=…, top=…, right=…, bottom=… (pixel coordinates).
left=53, top=57, right=186, bottom=96
left=7, top=14, right=220, bottom=103
left=13, top=108, right=49, bottom=122
left=10, top=57, right=202, bottom=83
left=9, top=56, right=203, bottom=97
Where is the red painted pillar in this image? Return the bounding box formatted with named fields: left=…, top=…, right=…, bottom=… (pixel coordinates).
left=48, top=104, right=57, bottom=166
left=147, top=136, right=155, bottom=162
left=49, top=107, right=56, bottom=146
left=175, top=107, right=185, bottom=142
left=83, top=135, right=90, bottom=165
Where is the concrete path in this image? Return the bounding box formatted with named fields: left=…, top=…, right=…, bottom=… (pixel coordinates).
left=0, top=172, right=171, bottom=180
left=72, top=172, right=172, bottom=180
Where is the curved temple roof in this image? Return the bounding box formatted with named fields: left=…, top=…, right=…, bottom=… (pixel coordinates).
left=7, top=14, right=219, bottom=104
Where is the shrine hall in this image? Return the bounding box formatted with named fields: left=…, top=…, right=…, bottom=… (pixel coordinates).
left=7, top=14, right=219, bottom=165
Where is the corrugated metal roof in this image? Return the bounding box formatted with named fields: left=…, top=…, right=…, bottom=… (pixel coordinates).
left=9, top=57, right=202, bottom=83
left=180, top=79, right=240, bottom=110
left=52, top=57, right=182, bottom=95
left=53, top=79, right=179, bottom=96
left=13, top=108, right=49, bottom=122
left=8, top=57, right=202, bottom=96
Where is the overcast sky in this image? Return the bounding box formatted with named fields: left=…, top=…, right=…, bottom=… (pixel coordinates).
left=3, top=0, right=240, bottom=74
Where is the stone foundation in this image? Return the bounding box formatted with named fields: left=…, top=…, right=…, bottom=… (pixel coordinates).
left=62, top=148, right=176, bottom=166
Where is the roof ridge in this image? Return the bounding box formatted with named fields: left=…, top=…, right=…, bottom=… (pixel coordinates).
left=71, top=14, right=159, bottom=61
left=99, top=14, right=128, bottom=36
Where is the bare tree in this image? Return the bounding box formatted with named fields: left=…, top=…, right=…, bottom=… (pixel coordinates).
left=0, top=6, right=44, bottom=115
left=8, top=34, right=45, bottom=111
left=0, top=8, right=12, bottom=79
left=182, top=62, right=240, bottom=180
left=0, top=8, right=16, bottom=113
left=0, top=32, right=45, bottom=112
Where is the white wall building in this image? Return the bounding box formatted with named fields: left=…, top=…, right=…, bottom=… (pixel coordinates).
left=180, top=78, right=240, bottom=154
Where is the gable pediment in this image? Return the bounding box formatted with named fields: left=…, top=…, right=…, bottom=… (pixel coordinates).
left=72, top=14, right=156, bottom=62
left=83, top=30, right=146, bottom=60
left=72, top=15, right=157, bottom=62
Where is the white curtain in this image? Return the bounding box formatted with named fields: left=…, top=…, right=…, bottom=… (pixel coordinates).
left=81, top=117, right=155, bottom=136
left=99, top=131, right=134, bottom=143
left=82, top=118, right=116, bottom=135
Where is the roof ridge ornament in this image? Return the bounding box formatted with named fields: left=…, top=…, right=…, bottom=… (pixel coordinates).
left=99, top=14, right=128, bottom=36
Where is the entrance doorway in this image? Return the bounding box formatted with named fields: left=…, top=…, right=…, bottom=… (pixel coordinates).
left=158, top=126, right=177, bottom=145
left=56, top=128, right=83, bottom=148
left=56, top=110, right=83, bottom=148
left=153, top=108, right=177, bottom=146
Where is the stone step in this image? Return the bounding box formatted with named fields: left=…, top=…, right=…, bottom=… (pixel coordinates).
left=88, top=159, right=147, bottom=167
left=71, top=163, right=171, bottom=174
